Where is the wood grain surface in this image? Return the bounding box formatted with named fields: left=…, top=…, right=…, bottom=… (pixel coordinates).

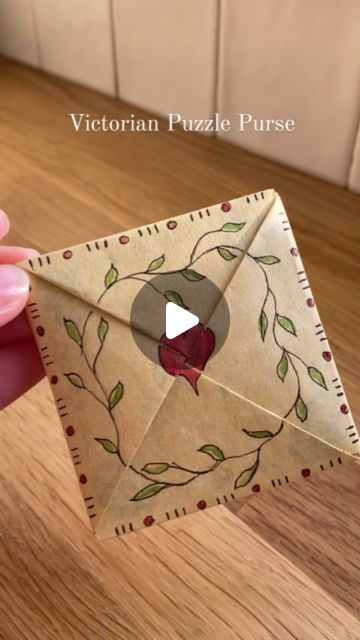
left=0, top=56, right=359, bottom=639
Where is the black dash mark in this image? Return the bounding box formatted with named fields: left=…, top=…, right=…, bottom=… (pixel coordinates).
left=165, top=512, right=170, bottom=520
left=138, top=229, right=143, bottom=237
left=46, top=256, right=51, bottom=265
left=206, top=208, right=211, bottom=216
left=174, top=509, right=179, bottom=517
left=115, top=527, right=120, bottom=535
left=84, top=496, right=94, bottom=502
left=104, top=239, right=108, bottom=248
left=254, top=193, right=258, bottom=200
left=216, top=497, right=221, bottom=505
left=199, top=211, right=203, bottom=219
left=190, top=213, right=194, bottom=221
left=147, top=227, right=152, bottom=236
left=154, top=224, right=159, bottom=233
left=29, top=259, right=34, bottom=271
left=95, top=241, right=99, bottom=250
left=246, top=197, right=250, bottom=204
left=86, top=244, right=91, bottom=252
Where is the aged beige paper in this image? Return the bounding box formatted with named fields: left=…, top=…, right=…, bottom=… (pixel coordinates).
left=20, top=189, right=359, bottom=539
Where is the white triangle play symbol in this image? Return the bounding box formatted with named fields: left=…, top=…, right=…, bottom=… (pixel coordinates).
left=165, top=302, right=199, bottom=339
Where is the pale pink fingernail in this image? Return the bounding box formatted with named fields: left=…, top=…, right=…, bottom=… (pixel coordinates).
left=0, top=210, right=10, bottom=237
left=0, top=265, right=30, bottom=325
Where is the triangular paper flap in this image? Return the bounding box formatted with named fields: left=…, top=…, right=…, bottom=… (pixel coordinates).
left=95, top=375, right=353, bottom=540
left=26, top=275, right=174, bottom=525
left=204, top=197, right=359, bottom=457
left=20, top=191, right=276, bottom=332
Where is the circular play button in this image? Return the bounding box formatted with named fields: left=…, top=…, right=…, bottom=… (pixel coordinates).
left=130, top=271, right=230, bottom=386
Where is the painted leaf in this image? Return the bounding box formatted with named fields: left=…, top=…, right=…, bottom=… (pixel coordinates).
left=217, top=246, right=236, bottom=261
left=296, top=396, right=308, bottom=422
left=182, top=268, right=205, bottom=281
left=98, top=318, right=109, bottom=343
left=234, top=460, right=259, bottom=489
left=198, top=444, right=225, bottom=461
left=105, top=264, right=118, bottom=289
left=132, top=483, right=167, bottom=501
left=142, top=463, right=169, bottom=474
left=259, top=310, right=268, bottom=341
left=164, top=291, right=186, bottom=308
left=221, top=222, right=246, bottom=232
left=308, top=367, right=327, bottom=389
left=256, top=256, right=280, bottom=265
left=109, top=382, right=124, bottom=409
left=95, top=438, right=117, bottom=453
left=64, top=373, right=85, bottom=389
left=243, top=430, right=273, bottom=438
left=277, top=350, right=288, bottom=382
left=277, top=315, right=296, bottom=336
left=64, top=318, right=82, bottom=346
left=147, top=255, right=165, bottom=272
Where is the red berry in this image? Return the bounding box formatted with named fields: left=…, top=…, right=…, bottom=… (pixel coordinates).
left=251, top=484, right=261, bottom=493
left=167, top=220, right=177, bottom=230
left=301, top=468, right=311, bottom=478
left=119, top=235, right=129, bottom=244
left=143, top=515, right=154, bottom=527
left=79, top=474, right=87, bottom=484
left=51, top=375, right=58, bottom=385
left=340, top=404, right=349, bottom=415
left=63, top=250, right=73, bottom=260
left=66, top=426, right=75, bottom=436
left=307, top=298, right=314, bottom=308
left=197, top=500, right=207, bottom=510
left=322, top=351, right=332, bottom=361
left=36, top=326, right=45, bottom=337
left=221, top=202, right=231, bottom=212
left=290, top=247, right=298, bottom=256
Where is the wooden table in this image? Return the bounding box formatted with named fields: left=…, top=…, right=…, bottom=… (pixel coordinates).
left=0, top=57, right=359, bottom=639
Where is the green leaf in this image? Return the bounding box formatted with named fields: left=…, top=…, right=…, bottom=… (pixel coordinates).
left=109, top=382, right=124, bottom=409
left=64, top=373, right=85, bottom=389
left=277, top=315, right=296, bottom=336
left=147, top=255, right=165, bottom=272
left=256, top=256, right=280, bottom=265
left=217, top=246, right=236, bottom=261
left=277, top=350, right=288, bottom=382
left=182, top=268, right=205, bottom=281
left=198, top=444, right=225, bottom=461
left=142, top=463, right=169, bottom=474
left=296, top=396, right=308, bottom=422
left=243, top=430, right=273, bottom=438
left=164, top=291, right=186, bottom=308
left=105, top=264, right=118, bottom=289
left=221, top=222, right=246, bottom=232
left=308, top=367, right=327, bottom=390
left=64, top=318, right=82, bottom=346
left=131, top=483, right=167, bottom=501
left=98, top=318, right=109, bottom=343
left=95, top=438, right=117, bottom=453
left=259, top=310, right=268, bottom=341
left=234, top=460, right=259, bottom=489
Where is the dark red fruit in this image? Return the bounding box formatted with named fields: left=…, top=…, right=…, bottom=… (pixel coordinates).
left=79, top=474, right=87, bottom=484
left=306, top=298, right=314, bottom=307
left=66, top=426, right=75, bottom=436
left=143, top=515, right=155, bottom=526
left=340, top=404, right=349, bottom=415
left=301, top=468, right=311, bottom=478
left=167, top=220, right=177, bottom=230
left=197, top=500, right=207, bottom=510
left=51, top=375, right=58, bottom=385
left=322, top=351, right=331, bottom=361
left=63, top=250, right=72, bottom=260
left=252, top=484, right=261, bottom=493
left=159, top=323, right=215, bottom=393
left=290, top=247, right=298, bottom=256
left=221, top=202, right=231, bottom=212
left=119, top=235, right=129, bottom=244
left=36, top=326, right=45, bottom=337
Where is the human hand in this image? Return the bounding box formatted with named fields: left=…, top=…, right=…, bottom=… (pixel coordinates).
left=0, top=210, right=45, bottom=409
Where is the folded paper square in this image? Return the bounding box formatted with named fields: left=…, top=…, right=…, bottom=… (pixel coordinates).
left=21, top=189, right=359, bottom=539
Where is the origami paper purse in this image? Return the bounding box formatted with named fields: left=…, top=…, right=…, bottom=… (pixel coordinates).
left=21, top=189, right=359, bottom=539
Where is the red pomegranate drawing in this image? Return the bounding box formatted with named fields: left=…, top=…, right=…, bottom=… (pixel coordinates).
left=158, top=323, right=216, bottom=393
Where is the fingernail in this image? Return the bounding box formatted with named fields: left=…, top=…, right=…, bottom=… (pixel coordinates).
left=0, top=265, right=29, bottom=323
left=0, top=210, right=10, bottom=235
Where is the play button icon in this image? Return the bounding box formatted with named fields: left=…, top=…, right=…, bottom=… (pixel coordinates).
left=130, top=271, right=230, bottom=367
left=165, top=302, right=199, bottom=339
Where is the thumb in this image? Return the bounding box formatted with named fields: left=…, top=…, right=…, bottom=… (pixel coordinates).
left=0, top=265, right=30, bottom=327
